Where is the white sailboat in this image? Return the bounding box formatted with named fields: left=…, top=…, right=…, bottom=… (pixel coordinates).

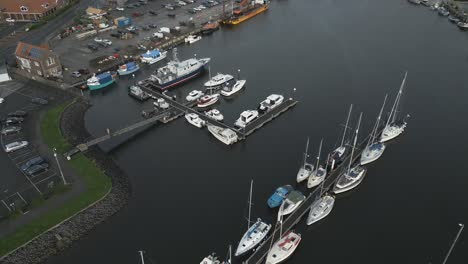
left=334, top=113, right=367, bottom=194
left=380, top=72, right=409, bottom=143
left=234, top=180, right=271, bottom=257
left=296, top=137, right=314, bottom=183
left=307, top=138, right=327, bottom=189
left=360, top=95, right=388, bottom=165
left=307, top=174, right=335, bottom=225
left=328, top=104, right=353, bottom=170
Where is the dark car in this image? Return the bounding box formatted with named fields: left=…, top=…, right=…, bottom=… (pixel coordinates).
left=142, top=25, right=150, bottom=31
left=148, top=23, right=158, bottom=28
left=8, top=110, right=27, bottom=118
left=126, top=4, right=135, bottom=8
left=31, top=98, right=48, bottom=105
left=87, top=43, right=98, bottom=51
left=21, top=156, right=46, bottom=172
left=5, top=117, right=24, bottom=125
left=1, top=126, right=21, bottom=135
left=78, top=68, right=90, bottom=75
left=168, top=13, right=176, bottom=17
left=110, top=32, right=121, bottom=38
left=132, top=12, right=143, bottom=17
left=97, top=41, right=109, bottom=47
left=187, top=9, right=197, bottom=14
left=25, top=163, right=49, bottom=177
left=149, top=10, right=157, bottom=16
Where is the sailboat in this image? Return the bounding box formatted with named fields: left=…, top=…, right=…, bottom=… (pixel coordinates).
left=328, top=104, right=353, bottom=170
left=360, top=95, right=388, bottom=165
left=234, top=180, right=271, bottom=257
left=307, top=138, right=327, bottom=189
left=380, top=72, right=409, bottom=143
left=307, top=174, right=335, bottom=225
left=296, top=137, right=314, bottom=183
left=201, top=245, right=231, bottom=264
left=334, top=112, right=367, bottom=194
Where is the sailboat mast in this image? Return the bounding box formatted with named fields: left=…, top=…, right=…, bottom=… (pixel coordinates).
left=392, top=72, right=406, bottom=123
left=315, top=138, right=323, bottom=172
left=138, top=250, right=145, bottom=264
left=347, top=113, right=362, bottom=174
left=340, top=104, right=353, bottom=148
left=247, top=179, right=253, bottom=230
left=367, top=95, right=388, bottom=146
left=385, top=72, right=407, bottom=128
left=303, top=137, right=310, bottom=167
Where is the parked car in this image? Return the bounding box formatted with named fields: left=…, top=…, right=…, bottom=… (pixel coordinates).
left=148, top=23, right=158, bottom=28
left=110, top=32, right=121, bottom=38
left=176, top=1, right=187, bottom=6
left=188, top=9, right=197, bottom=14
left=71, top=71, right=81, bottom=78
left=94, top=37, right=103, bottom=43
left=88, top=43, right=99, bottom=51
left=21, top=156, right=46, bottom=172
left=186, top=0, right=195, bottom=3
left=132, top=12, right=143, bottom=17
left=8, top=110, right=27, bottom=118
left=5, top=117, right=24, bottom=125
left=25, top=163, right=49, bottom=177
left=142, top=25, right=150, bottom=31
left=31, top=98, right=48, bottom=105
left=1, top=126, right=21, bottom=136
left=4, top=141, right=28, bottom=153
left=149, top=10, right=157, bottom=16
left=126, top=26, right=137, bottom=31
left=168, top=13, right=176, bottom=18
left=126, top=4, right=135, bottom=8
left=116, top=7, right=125, bottom=11
left=6, top=18, right=15, bottom=23
left=165, top=4, right=175, bottom=10
left=102, top=39, right=112, bottom=45
left=78, top=68, right=90, bottom=75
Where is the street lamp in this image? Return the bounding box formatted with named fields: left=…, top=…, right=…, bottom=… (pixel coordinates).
left=53, top=148, right=68, bottom=185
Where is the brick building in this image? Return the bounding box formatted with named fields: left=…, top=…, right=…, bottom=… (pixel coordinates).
left=0, top=0, right=68, bottom=22
left=15, top=42, right=62, bottom=78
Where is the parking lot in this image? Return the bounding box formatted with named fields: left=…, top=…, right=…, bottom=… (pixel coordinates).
left=53, top=0, right=227, bottom=84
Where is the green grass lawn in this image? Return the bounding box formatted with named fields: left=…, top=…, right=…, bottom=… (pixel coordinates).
left=0, top=102, right=112, bottom=257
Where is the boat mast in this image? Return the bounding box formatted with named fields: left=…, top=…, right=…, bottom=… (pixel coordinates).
left=367, top=95, right=388, bottom=147
left=247, top=179, right=253, bottom=230
left=315, top=138, right=323, bottom=171
left=392, top=72, right=407, bottom=124
left=138, top=250, right=145, bottom=264
left=347, top=112, right=362, bottom=174
left=303, top=137, right=310, bottom=167
left=385, top=72, right=407, bottom=128
left=442, top=223, right=465, bottom=264
left=340, top=104, right=353, bottom=148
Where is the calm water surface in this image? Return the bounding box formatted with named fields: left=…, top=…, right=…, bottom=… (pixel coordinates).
left=47, top=0, right=468, bottom=263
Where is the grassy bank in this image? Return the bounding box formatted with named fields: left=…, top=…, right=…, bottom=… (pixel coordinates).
left=0, top=102, right=111, bottom=257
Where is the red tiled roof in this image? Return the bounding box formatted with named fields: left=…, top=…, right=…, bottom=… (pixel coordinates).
left=0, top=0, right=63, bottom=14
left=15, top=41, right=52, bottom=61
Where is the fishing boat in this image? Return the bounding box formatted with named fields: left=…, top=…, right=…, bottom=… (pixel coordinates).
left=204, top=73, right=234, bottom=88
left=140, top=49, right=167, bottom=65
left=207, top=124, right=238, bottom=145
left=222, top=0, right=269, bottom=26
left=197, top=94, right=219, bottom=108
left=296, top=137, right=313, bottom=183
left=360, top=95, right=388, bottom=165
left=235, top=180, right=271, bottom=257
left=205, top=109, right=224, bottom=121
left=307, top=139, right=327, bottom=189
left=327, top=104, right=353, bottom=170
left=87, top=72, right=116, bottom=90
left=265, top=231, right=301, bottom=264
left=234, top=110, right=258, bottom=128
left=258, top=94, right=284, bottom=113
left=380, top=72, right=409, bottom=143
left=150, top=49, right=210, bottom=90
left=185, top=35, right=202, bottom=44
left=185, top=113, right=206, bottom=128
left=334, top=113, right=367, bottom=194
left=267, top=185, right=293, bottom=208
left=186, top=90, right=205, bottom=102
left=306, top=194, right=335, bottom=225
left=117, top=61, right=140, bottom=76
left=128, top=85, right=149, bottom=101
left=279, top=190, right=305, bottom=216
left=220, top=79, right=246, bottom=96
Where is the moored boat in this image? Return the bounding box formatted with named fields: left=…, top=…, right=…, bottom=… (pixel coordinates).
left=360, top=95, right=388, bottom=165
left=279, top=190, right=305, bottom=216
left=296, top=137, right=313, bottom=183
left=457, top=21, right=468, bottom=30
left=185, top=113, right=206, bottom=128
left=234, top=110, right=258, bottom=128
left=265, top=231, right=301, bottom=264
left=87, top=72, right=116, bottom=90
left=197, top=94, right=219, bottom=108
left=204, top=73, right=234, bottom=88
left=306, top=194, right=335, bottom=225
left=307, top=139, right=326, bottom=189
left=220, top=79, right=246, bottom=97
left=185, top=35, right=202, bottom=44
left=258, top=94, right=284, bottom=113
left=207, top=124, right=238, bottom=145
left=205, top=109, right=224, bottom=121
left=267, top=185, right=293, bottom=208
left=140, top=49, right=167, bottom=65
left=117, top=61, right=140, bottom=76
left=186, top=90, right=205, bottom=102
left=128, top=85, right=149, bottom=101
left=222, top=0, right=269, bottom=26
left=327, top=104, right=353, bottom=170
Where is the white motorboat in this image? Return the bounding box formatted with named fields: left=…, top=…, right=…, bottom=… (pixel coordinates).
left=207, top=124, right=238, bottom=145
left=306, top=194, right=335, bottom=225
left=185, top=34, right=202, bottom=44
left=185, top=113, right=206, bottom=128
left=153, top=98, right=170, bottom=109
left=327, top=104, right=353, bottom=170
left=220, top=79, right=246, bottom=97
left=204, top=73, right=234, bottom=88
left=140, top=49, right=167, bottom=65
left=258, top=94, right=284, bottom=113
left=380, top=72, right=408, bottom=143
left=296, top=137, right=314, bottom=183
left=334, top=113, right=367, bottom=194
left=234, top=110, right=258, bottom=128
left=205, top=109, right=224, bottom=121
left=361, top=95, right=388, bottom=165
left=307, top=139, right=326, bottom=189
left=201, top=246, right=231, bottom=264
left=279, top=190, right=305, bottom=216
left=186, top=90, right=204, bottom=102
left=235, top=180, right=271, bottom=257
left=197, top=94, right=219, bottom=108
left=265, top=231, right=302, bottom=264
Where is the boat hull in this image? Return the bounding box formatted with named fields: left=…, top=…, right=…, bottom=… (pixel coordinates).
left=235, top=220, right=271, bottom=256
left=221, top=80, right=246, bottom=96
left=307, top=168, right=326, bottom=189
left=117, top=65, right=140, bottom=75
left=207, top=125, right=238, bottom=145
left=360, top=143, right=386, bottom=165
left=222, top=4, right=269, bottom=25
left=306, top=195, right=335, bottom=225
left=88, top=79, right=115, bottom=90
left=296, top=164, right=313, bottom=183
left=156, top=66, right=205, bottom=90
left=266, top=231, right=301, bottom=264
left=380, top=123, right=406, bottom=143
left=333, top=167, right=367, bottom=194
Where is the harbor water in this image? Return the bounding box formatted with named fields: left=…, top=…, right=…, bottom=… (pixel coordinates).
left=46, top=0, right=468, bottom=263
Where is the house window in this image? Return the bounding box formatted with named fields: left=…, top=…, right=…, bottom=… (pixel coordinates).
left=20, top=6, right=29, bottom=12
left=34, top=61, right=40, bottom=67
left=37, top=70, right=42, bottom=76
left=47, top=57, right=55, bottom=66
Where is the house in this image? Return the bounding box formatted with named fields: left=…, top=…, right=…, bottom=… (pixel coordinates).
left=15, top=42, right=62, bottom=78
left=0, top=0, right=67, bottom=22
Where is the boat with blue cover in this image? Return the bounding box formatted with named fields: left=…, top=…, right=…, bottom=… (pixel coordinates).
left=140, top=49, right=167, bottom=65
left=267, top=185, right=293, bottom=208
left=87, top=71, right=116, bottom=90
left=117, top=61, right=140, bottom=76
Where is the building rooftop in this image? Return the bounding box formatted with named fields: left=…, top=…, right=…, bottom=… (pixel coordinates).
left=14, top=42, right=53, bottom=61
left=0, top=0, right=61, bottom=14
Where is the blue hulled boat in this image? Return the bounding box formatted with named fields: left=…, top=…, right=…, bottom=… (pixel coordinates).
left=117, top=61, right=140, bottom=76
left=267, top=185, right=293, bottom=208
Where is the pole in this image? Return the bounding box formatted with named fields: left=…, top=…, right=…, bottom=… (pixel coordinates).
left=237, top=68, right=240, bottom=80
left=138, top=250, right=145, bottom=264
left=442, top=223, right=464, bottom=264
left=247, top=179, right=253, bottom=229
left=53, top=148, right=67, bottom=185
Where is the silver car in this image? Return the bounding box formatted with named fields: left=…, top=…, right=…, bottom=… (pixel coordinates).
left=4, top=141, right=29, bottom=153
left=1, top=126, right=21, bottom=135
